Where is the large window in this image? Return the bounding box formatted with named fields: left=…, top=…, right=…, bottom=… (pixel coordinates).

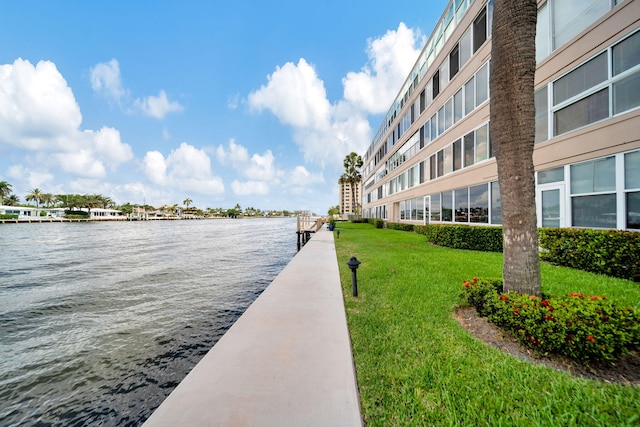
left=535, top=87, right=549, bottom=143
left=626, top=150, right=640, bottom=229
left=553, top=53, right=607, bottom=105
left=473, top=7, right=487, bottom=53
left=476, top=63, right=489, bottom=106
left=470, top=184, right=489, bottom=223
left=442, top=191, right=453, bottom=222
left=449, top=44, right=460, bottom=79
left=570, top=157, right=616, bottom=228
left=430, top=193, right=441, bottom=222
left=554, top=88, right=609, bottom=135
left=552, top=0, right=610, bottom=49
left=491, top=181, right=502, bottom=225
left=455, top=188, right=469, bottom=222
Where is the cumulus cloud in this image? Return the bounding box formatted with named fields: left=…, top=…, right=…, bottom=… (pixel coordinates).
left=90, top=59, right=183, bottom=119
left=343, top=23, right=424, bottom=114
left=90, top=59, right=127, bottom=103
left=142, top=142, right=224, bottom=195
left=231, top=180, right=270, bottom=196
left=247, top=23, right=423, bottom=170
left=289, top=165, right=325, bottom=185
left=216, top=139, right=281, bottom=181
left=133, top=90, right=184, bottom=119
left=0, top=58, right=133, bottom=180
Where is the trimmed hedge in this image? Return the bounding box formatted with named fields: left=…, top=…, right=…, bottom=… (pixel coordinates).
left=386, top=222, right=415, bottom=232
left=539, top=228, right=640, bottom=282
left=0, top=214, right=19, bottom=220
left=418, top=224, right=503, bottom=252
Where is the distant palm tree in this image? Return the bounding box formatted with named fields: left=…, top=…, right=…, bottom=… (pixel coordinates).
left=25, top=188, right=43, bottom=208
left=0, top=181, right=12, bottom=200
left=183, top=198, right=193, bottom=209
left=41, top=193, right=54, bottom=207
left=4, top=194, right=20, bottom=206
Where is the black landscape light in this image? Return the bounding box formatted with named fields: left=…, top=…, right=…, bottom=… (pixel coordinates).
left=346, top=256, right=361, bottom=297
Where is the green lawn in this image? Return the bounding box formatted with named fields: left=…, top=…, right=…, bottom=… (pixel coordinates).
left=334, top=222, right=640, bottom=427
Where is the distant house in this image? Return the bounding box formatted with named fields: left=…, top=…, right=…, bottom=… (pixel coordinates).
left=0, top=205, right=124, bottom=220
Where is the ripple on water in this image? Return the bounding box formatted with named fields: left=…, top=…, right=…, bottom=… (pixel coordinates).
left=0, top=218, right=297, bottom=426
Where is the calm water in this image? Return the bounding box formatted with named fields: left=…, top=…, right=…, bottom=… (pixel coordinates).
left=0, top=218, right=297, bottom=426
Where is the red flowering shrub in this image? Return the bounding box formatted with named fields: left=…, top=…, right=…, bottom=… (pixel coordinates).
left=460, top=279, right=640, bottom=361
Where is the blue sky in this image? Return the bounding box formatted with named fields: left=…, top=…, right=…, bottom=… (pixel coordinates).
left=0, top=0, right=448, bottom=214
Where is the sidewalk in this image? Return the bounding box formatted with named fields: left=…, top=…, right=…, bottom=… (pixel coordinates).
left=143, top=227, right=362, bottom=426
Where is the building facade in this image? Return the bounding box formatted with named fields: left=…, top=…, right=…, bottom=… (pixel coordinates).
left=361, top=0, right=640, bottom=231
left=339, top=179, right=362, bottom=217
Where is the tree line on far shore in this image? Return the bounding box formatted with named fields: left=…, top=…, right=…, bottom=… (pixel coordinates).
left=0, top=182, right=308, bottom=218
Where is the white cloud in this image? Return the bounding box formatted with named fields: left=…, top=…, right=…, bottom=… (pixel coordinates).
left=90, top=59, right=127, bottom=103
left=248, top=58, right=331, bottom=130
left=133, top=90, right=184, bottom=119
left=216, top=139, right=281, bottom=181
left=231, top=180, right=270, bottom=196
left=247, top=23, right=424, bottom=170
left=343, top=23, right=423, bottom=114
left=142, top=142, right=224, bottom=195
left=0, top=58, right=133, bottom=180
left=90, top=59, right=183, bottom=119
left=289, top=165, right=325, bottom=184
left=7, top=164, right=54, bottom=190
left=0, top=58, right=82, bottom=150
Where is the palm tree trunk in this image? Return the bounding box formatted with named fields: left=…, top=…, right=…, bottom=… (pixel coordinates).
left=490, top=0, right=541, bottom=296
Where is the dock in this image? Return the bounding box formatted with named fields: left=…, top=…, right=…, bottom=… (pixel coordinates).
left=143, top=225, right=362, bottom=426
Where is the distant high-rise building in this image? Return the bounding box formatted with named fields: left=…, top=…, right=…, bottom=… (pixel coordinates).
left=361, top=0, right=640, bottom=230
left=339, top=179, right=362, bottom=217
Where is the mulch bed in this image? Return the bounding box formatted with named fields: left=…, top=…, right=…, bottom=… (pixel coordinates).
left=453, top=306, right=640, bottom=386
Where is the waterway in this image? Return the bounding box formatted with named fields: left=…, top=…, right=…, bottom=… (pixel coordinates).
left=0, top=218, right=297, bottom=426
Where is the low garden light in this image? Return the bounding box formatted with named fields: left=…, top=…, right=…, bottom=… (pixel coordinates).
left=346, top=256, right=361, bottom=297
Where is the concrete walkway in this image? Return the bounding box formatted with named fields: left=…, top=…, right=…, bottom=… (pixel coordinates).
left=143, top=227, right=362, bottom=426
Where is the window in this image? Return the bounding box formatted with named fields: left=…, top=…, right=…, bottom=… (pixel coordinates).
left=430, top=114, right=438, bottom=140
left=444, top=98, right=453, bottom=130
left=473, top=7, right=487, bottom=53
left=613, top=31, right=640, bottom=76
left=442, top=191, right=453, bottom=221
left=613, top=73, right=640, bottom=115
left=571, top=156, right=615, bottom=194
left=536, top=2, right=550, bottom=63
left=450, top=44, right=460, bottom=79
left=464, top=131, right=474, bottom=167
left=430, top=154, right=436, bottom=180
left=625, top=150, right=640, bottom=189
left=437, top=150, right=444, bottom=177
left=433, top=70, right=440, bottom=99
left=491, top=181, right=502, bottom=224
left=440, top=61, right=449, bottom=92
left=470, top=184, right=489, bottom=223
left=476, top=124, right=489, bottom=163
left=628, top=192, right=640, bottom=229
left=554, top=88, right=609, bottom=135
left=420, top=90, right=426, bottom=114
left=476, top=63, right=489, bottom=106
left=553, top=53, right=607, bottom=105
left=464, top=76, right=475, bottom=115
left=455, top=188, right=469, bottom=222
left=430, top=193, right=441, bottom=221
left=572, top=194, right=616, bottom=228
left=454, top=89, right=463, bottom=123
left=460, top=28, right=472, bottom=67
left=535, top=87, right=548, bottom=143
left=553, top=0, right=610, bottom=49
left=438, top=106, right=445, bottom=134
left=453, top=138, right=462, bottom=171
left=444, top=145, right=453, bottom=175
left=538, top=166, right=564, bottom=184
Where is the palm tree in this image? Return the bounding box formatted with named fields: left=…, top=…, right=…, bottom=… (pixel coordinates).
left=25, top=188, right=43, bottom=208
left=183, top=198, right=193, bottom=209
left=0, top=181, right=12, bottom=201
left=41, top=193, right=54, bottom=207
left=4, top=194, right=20, bottom=206
left=340, top=152, right=363, bottom=216
left=490, top=0, right=541, bottom=296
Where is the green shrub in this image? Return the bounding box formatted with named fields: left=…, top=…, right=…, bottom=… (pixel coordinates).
left=539, top=228, right=640, bottom=282
left=374, top=219, right=384, bottom=228
left=423, top=224, right=503, bottom=252
left=386, top=222, right=414, bottom=232
left=461, top=279, right=640, bottom=361
left=0, top=214, right=19, bottom=220
left=460, top=277, right=503, bottom=316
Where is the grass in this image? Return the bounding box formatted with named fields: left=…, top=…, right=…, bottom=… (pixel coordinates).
left=334, top=222, right=640, bottom=427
